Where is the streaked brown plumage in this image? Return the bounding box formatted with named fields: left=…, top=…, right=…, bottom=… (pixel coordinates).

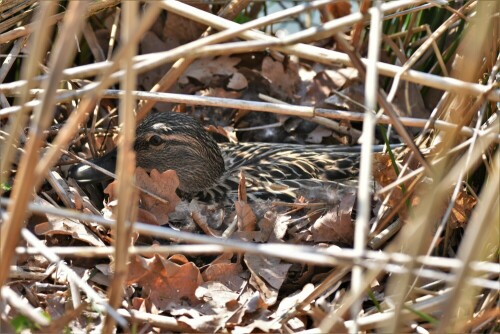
left=70, top=112, right=362, bottom=202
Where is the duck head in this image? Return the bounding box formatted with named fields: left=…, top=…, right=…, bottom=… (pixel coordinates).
left=69, top=112, right=225, bottom=194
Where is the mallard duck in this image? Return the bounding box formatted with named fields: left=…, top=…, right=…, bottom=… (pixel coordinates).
left=70, top=112, right=364, bottom=202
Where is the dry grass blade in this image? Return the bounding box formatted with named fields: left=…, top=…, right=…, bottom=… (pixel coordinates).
left=0, top=2, right=56, bottom=187
left=438, top=151, right=499, bottom=332
left=383, top=2, right=498, bottom=332
left=0, top=0, right=120, bottom=44
left=3, top=89, right=499, bottom=143
left=161, top=0, right=500, bottom=102
left=0, top=0, right=498, bottom=332
left=4, top=196, right=498, bottom=287
left=102, top=2, right=140, bottom=333
left=20, top=228, right=126, bottom=326
left=0, top=0, right=84, bottom=286
left=137, top=0, right=331, bottom=119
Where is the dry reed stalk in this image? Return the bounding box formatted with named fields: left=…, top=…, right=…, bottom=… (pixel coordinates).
left=161, top=0, right=500, bottom=102
left=0, top=0, right=498, bottom=332
left=4, top=89, right=499, bottom=144
left=2, top=86, right=498, bottom=143
left=102, top=2, right=139, bottom=333
left=349, top=2, right=383, bottom=331
left=383, top=2, right=498, bottom=332
left=4, top=197, right=498, bottom=288
left=135, top=0, right=328, bottom=118
left=0, top=0, right=77, bottom=288
left=1, top=2, right=497, bottom=103
left=0, top=0, right=121, bottom=44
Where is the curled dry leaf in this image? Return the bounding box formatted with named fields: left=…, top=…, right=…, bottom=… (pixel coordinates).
left=136, top=207, right=162, bottom=226
left=450, top=190, right=477, bottom=228
left=309, top=191, right=356, bottom=245
left=127, top=254, right=203, bottom=309
left=245, top=254, right=292, bottom=306
left=135, top=168, right=181, bottom=225
left=235, top=170, right=257, bottom=233
left=206, top=124, right=238, bottom=143
left=103, top=168, right=181, bottom=225
left=261, top=56, right=300, bottom=100
left=33, top=197, right=105, bottom=247
left=372, top=152, right=407, bottom=207
left=199, top=87, right=243, bottom=99
left=235, top=201, right=257, bottom=233
left=191, top=210, right=218, bottom=236
left=202, top=262, right=246, bottom=292
left=103, top=180, right=118, bottom=201
left=322, top=0, right=351, bottom=21
left=373, top=153, right=400, bottom=187
left=238, top=170, right=247, bottom=202
left=180, top=56, right=244, bottom=88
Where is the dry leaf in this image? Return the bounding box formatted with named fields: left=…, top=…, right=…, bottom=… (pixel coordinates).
left=310, top=192, right=356, bottom=245
left=306, top=126, right=333, bottom=144
left=127, top=254, right=203, bottom=308
left=393, top=82, right=429, bottom=119
left=245, top=254, right=292, bottom=306
left=373, top=153, right=400, bottom=187
left=301, top=69, right=354, bottom=107
left=136, top=168, right=181, bottom=225
left=180, top=56, right=242, bottom=87
left=238, top=170, right=247, bottom=202
left=103, top=180, right=118, bottom=201
left=199, top=87, right=243, bottom=99
left=139, top=31, right=171, bottom=90
left=206, top=124, right=238, bottom=143
left=322, top=0, right=352, bottom=21
left=261, top=56, right=299, bottom=100
left=136, top=207, right=161, bottom=226
left=235, top=201, right=256, bottom=233
left=33, top=197, right=105, bottom=247
left=202, top=262, right=245, bottom=291
left=176, top=311, right=223, bottom=333
left=191, top=210, right=218, bottom=236
left=450, top=190, right=477, bottom=228
left=227, top=72, right=248, bottom=90
left=195, top=281, right=240, bottom=309
left=163, top=5, right=209, bottom=45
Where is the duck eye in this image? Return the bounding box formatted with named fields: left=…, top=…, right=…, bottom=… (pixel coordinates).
left=148, top=135, right=163, bottom=146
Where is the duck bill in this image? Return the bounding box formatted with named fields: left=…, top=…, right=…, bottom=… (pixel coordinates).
left=69, top=148, right=117, bottom=184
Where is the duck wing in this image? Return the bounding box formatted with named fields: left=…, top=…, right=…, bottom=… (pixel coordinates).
left=194, top=142, right=364, bottom=203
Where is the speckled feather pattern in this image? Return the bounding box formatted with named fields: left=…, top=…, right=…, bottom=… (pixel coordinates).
left=197, top=142, right=360, bottom=202
left=131, top=112, right=361, bottom=203
left=72, top=112, right=363, bottom=203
